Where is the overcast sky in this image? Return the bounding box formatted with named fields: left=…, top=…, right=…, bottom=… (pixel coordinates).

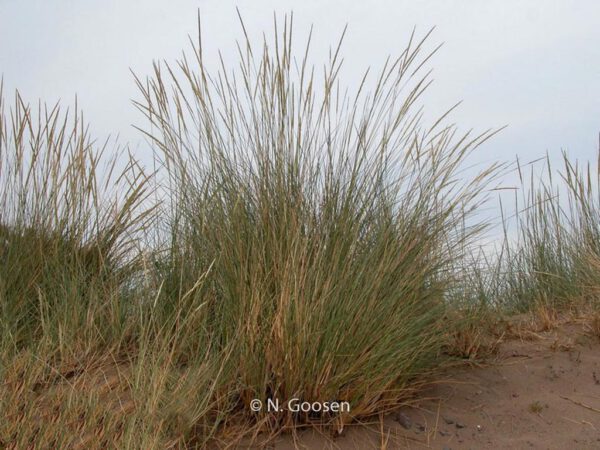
left=1, top=0, right=599, bottom=180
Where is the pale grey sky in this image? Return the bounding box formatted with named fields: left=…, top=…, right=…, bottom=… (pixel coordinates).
left=1, top=0, right=599, bottom=175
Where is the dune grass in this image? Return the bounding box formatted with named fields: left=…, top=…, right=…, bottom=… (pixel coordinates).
left=1, top=14, right=598, bottom=449
left=131, top=16, right=502, bottom=442
left=475, top=152, right=600, bottom=318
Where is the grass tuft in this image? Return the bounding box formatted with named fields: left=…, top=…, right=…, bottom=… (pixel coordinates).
left=9, top=13, right=600, bottom=448
left=134, top=15, right=499, bottom=437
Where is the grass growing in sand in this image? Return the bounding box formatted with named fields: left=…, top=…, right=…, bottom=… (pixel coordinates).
left=132, top=15, right=500, bottom=444
left=1, top=14, right=599, bottom=449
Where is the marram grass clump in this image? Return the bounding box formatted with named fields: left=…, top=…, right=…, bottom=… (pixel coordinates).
left=0, top=16, right=504, bottom=448
left=0, top=88, right=157, bottom=448
left=492, top=152, right=600, bottom=315
left=136, top=16, right=498, bottom=437
left=0, top=89, right=152, bottom=352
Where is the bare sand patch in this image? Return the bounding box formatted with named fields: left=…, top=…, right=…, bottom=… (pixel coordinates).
left=271, top=321, right=600, bottom=449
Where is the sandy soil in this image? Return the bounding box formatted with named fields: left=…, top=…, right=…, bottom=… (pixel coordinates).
left=272, top=321, right=600, bottom=450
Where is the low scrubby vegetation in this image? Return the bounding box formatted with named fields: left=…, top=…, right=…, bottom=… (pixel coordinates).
left=1, top=16, right=599, bottom=449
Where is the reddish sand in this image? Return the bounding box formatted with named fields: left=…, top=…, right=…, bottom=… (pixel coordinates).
left=271, top=321, right=600, bottom=449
